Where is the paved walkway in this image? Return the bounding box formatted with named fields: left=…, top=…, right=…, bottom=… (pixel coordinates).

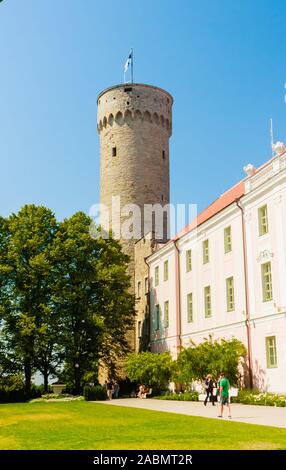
left=99, top=398, right=286, bottom=428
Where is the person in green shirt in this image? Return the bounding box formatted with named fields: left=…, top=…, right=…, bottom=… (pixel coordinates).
left=218, top=372, right=231, bottom=419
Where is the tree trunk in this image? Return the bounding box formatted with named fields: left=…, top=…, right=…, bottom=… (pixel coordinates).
left=24, top=357, right=32, bottom=397
left=43, top=368, right=49, bottom=393
left=74, top=366, right=81, bottom=395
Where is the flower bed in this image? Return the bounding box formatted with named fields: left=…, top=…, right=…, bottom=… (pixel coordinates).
left=232, top=390, right=286, bottom=407
left=30, top=394, right=84, bottom=402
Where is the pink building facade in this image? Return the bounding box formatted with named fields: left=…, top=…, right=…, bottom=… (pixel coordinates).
left=147, top=149, right=286, bottom=393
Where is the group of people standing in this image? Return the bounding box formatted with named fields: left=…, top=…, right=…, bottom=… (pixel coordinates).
left=104, top=379, right=120, bottom=400
left=203, top=372, right=231, bottom=418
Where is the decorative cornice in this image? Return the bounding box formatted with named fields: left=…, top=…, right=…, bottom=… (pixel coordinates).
left=98, top=109, right=171, bottom=134
left=256, top=249, right=274, bottom=263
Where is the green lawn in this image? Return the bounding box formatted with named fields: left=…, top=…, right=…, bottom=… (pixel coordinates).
left=0, top=401, right=286, bottom=450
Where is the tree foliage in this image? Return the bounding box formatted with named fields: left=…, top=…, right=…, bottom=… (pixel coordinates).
left=174, top=336, right=246, bottom=386
left=50, top=212, right=135, bottom=394
left=0, top=205, right=135, bottom=395
left=125, top=352, right=174, bottom=391
left=0, top=206, right=59, bottom=394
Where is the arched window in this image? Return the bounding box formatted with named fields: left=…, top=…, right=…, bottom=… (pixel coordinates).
left=134, top=110, right=142, bottom=121
left=115, top=111, right=124, bottom=125
left=124, top=109, right=132, bottom=124
left=143, top=110, right=152, bottom=123
left=153, top=112, right=159, bottom=125
left=108, top=114, right=114, bottom=126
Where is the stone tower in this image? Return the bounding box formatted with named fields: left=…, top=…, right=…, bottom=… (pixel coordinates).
left=97, top=83, right=173, bottom=350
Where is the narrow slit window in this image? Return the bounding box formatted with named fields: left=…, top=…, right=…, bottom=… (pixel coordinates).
left=112, top=147, right=117, bottom=157
left=162, top=150, right=166, bottom=160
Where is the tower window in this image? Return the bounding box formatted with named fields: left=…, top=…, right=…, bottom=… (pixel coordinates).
left=124, top=87, right=132, bottom=92
left=162, top=150, right=165, bottom=160
left=126, top=101, right=130, bottom=105
left=112, top=147, right=117, bottom=157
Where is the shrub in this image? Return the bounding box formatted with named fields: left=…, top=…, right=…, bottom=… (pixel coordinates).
left=83, top=385, right=106, bottom=401
left=125, top=352, right=174, bottom=393
left=154, top=391, right=199, bottom=402
left=174, top=336, right=246, bottom=387
left=0, top=375, right=42, bottom=403
left=232, top=389, right=286, bottom=407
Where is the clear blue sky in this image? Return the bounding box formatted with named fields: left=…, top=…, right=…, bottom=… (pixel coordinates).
left=1, top=0, right=286, bottom=222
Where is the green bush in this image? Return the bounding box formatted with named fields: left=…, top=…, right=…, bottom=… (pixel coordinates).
left=232, top=389, right=286, bottom=407
left=154, top=391, right=199, bottom=402
left=83, top=385, right=106, bottom=401
left=0, top=375, right=42, bottom=403
left=125, top=352, right=174, bottom=393
left=174, top=337, right=246, bottom=386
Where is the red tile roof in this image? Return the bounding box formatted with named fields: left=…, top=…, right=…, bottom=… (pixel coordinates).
left=171, top=149, right=286, bottom=243
left=173, top=180, right=245, bottom=241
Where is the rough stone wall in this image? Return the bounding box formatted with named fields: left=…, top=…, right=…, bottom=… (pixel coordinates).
left=134, top=235, right=158, bottom=352
left=97, top=83, right=173, bottom=351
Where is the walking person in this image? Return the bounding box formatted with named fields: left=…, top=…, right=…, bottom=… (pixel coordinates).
left=218, top=372, right=231, bottom=418
left=113, top=381, right=120, bottom=399
left=106, top=379, right=113, bottom=400
left=204, top=374, right=215, bottom=406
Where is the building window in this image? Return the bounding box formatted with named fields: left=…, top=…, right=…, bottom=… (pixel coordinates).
left=162, top=150, right=165, bottom=160
left=164, top=300, right=169, bottom=328
left=261, top=262, right=273, bottom=302
left=203, top=239, right=209, bottom=264
left=187, top=292, right=193, bottom=323
left=155, top=266, right=159, bottom=286
left=186, top=249, right=192, bottom=272
left=204, top=286, right=211, bottom=318
left=266, top=336, right=277, bottom=368
left=144, top=277, right=149, bottom=294
left=226, top=276, right=235, bottom=312
left=224, top=226, right=232, bottom=253
left=155, top=304, right=160, bottom=331
left=164, top=260, right=168, bottom=281
left=112, top=147, right=117, bottom=157
left=137, top=281, right=141, bottom=299
left=258, top=205, right=269, bottom=236
left=138, top=321, right=142, bottom=338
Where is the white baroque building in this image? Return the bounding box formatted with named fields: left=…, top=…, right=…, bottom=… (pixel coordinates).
left=147, top=148, right=286, bottom=393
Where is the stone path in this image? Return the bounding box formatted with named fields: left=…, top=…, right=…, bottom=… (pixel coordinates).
left=99, top=398, right=286, bottom=428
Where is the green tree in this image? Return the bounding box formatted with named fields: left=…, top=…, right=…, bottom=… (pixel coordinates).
left=50, top=212, right=135, bottom=394
left=0, top=208, right=135, bottom=395
left=174, top=336, right=246, bottom=386
left=0, top=206, right=59, bottom=395
left=125, top=352, right=174, bottom=392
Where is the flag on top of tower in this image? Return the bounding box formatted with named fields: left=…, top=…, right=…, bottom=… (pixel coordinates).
left=124, top=51, right=132, bottom=73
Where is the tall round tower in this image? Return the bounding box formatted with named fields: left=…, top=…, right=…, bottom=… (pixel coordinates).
left=97, top=83, right=173, bottom=348
left=98, top=82, right=172, bottom=240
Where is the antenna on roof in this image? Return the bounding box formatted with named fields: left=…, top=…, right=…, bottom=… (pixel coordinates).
left=270, top=118, right=274, bottom=156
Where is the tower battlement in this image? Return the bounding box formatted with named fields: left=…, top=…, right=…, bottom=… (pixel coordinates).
left=97, top=83, right=172, bottom=136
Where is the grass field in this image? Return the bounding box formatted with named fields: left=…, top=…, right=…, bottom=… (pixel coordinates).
left=0, top=401, right=286, bottom=450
